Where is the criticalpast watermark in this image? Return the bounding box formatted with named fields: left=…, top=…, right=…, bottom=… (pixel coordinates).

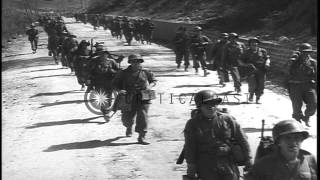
left=84, top=90, right=252, bottom=115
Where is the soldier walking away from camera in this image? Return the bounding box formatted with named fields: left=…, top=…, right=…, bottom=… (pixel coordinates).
left=287, top=43, right=317, bottom=127
left=211, top=33, right=229, bottom=86
left=112, top=54, right=157, bottom=145
left=122, top=17, right=134, bottom=45
left=225, top=33, right=245, bottom=93
left=26, top=23, right=39, bottom=54
left=173, top=26, right=190, bottom=71
left=74, top=40, right=92, bottom=91
left=143, top=18, right=155, bottom=45
left=190, top=26, right=212, bottom=76
left=47, top=33, right=60, bottom=64
left=239, top=37, right=270, bottom=104
left=184, top=90, right=252, bottom=180
left=62, top=33, right=78, bottom=73
left=245, top=120, right=317, bottom=180
left=89, top=44, right=120, bottom=122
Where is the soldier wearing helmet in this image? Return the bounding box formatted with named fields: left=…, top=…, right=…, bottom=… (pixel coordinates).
left=286, top=43, right=317, bottom=127
left=173, top=26, right=190, bottom=71
left=189, top=26, right=212, bottom=76
left=26, top=23, right=39, bottom=53
left=245, top=120, right=317, bottom=180
left=184, top=90, right=252, bottom=180
left=239, top=37, right=270, bottom=103
left=87, top=44, right=120, bottom=121
left=112, top=54, right=157, bottom=145
left=61, top=33, right=78, bottom=72
left=209, top=33, right=230, bottom=85
left=223, top=32, right=246, bottom=93
left=73, top=40, right=91, bottom=91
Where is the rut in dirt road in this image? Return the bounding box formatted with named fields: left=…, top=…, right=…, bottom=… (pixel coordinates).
left=2, top=18, right=317, bottom=180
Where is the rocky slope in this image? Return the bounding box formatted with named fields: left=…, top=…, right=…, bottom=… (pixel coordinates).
left=87, top=0, right=317, bottom=46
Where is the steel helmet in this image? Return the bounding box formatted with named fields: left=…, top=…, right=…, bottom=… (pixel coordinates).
left=128, top=54, right=144, bottom=63
left=95, top=44, right=104, bottom=51
left=272, top=120, right=309, bottom=143
left=194, top=90, right=222, bottom=108
left=229, top=32, right=239, bottom=38
left=193, top=26, right=202, bottom=31
left=248, top=37, right=260, bottom=44
left=290, top=51, right=300, bottom=61
left=220, top=33, right=229, bottom=38
left=299, top=43, right=313, bottom=52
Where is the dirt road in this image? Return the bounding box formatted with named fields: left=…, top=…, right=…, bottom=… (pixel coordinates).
left=2, top=18, right=317, bottom=180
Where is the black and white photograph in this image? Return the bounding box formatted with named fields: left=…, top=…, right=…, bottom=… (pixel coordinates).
left=2, top=0, right=318, bottom=179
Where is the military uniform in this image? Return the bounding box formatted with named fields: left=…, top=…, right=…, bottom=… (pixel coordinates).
left=173, top=27, right=190, bottom=70
left=190, top=32, right=212, bottom=74
left=62, top=35, right=78, bottom=71
left=90, top=52, right=119, bottom=117
left=112, top=60, right=157, bottom=143
left=225, top=39, right=245, bottom=92
left=245, top=149, right=317, bottom=180
left=287, top=46, right=317, bottom=125
left=240, top=46, right=270, bottom=102
left=26, top=25, right=39, bottom=53
left=74, top=41, right=91, bottom=90
left=184, top=110, right=251, bottom=180
left=122, top=19, right=134, bottom=45
left=211, top=35, right=229, bottom=84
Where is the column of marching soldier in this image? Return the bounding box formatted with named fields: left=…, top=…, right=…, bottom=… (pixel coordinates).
left=29, top=13, right=317, bottom=180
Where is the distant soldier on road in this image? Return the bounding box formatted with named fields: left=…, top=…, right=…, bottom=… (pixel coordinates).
left=26, top=23, right=39, bottom=54
left=286, top=43, right=317, bottom=127
left=225, top=33, right=245, bottom=93
left=112, top=54, right=157, bottom=145
left=210, top=33, right=229, bottom=86
left=239, top=37, right=270, bottom=104
left=245, top=120, right=317, bottom=180
left=189, top=26, right=212, bottom=76
left=184, top=90, right=252, bottom=180
left=173, top=26, right=190, bottom=71
left=62, top=33, right=78, bottom=72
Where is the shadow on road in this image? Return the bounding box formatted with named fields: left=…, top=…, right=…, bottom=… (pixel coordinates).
left=29, top=74, right=74, bottom=79
left=39, top=99, right=88, bottom=108
left=174, top=84, right=221, bottom=88
left=25, top=67, right=66, bottom=73
left=25, top=116, right=105, bottom=129
left=43, top=136, right=138, bottom=152
left=2, top=52, right=34, bottom=58
left=30, top=90, right=84, bottom=98
left=156, top=74, right=193, bottom=77
left=2, top=57, right=56, bottom=71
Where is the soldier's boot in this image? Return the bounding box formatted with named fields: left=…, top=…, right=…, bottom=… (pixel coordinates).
left=48, top=50, right=52, bottom=56
left=86, top=85, right=93, bottom=93
left=80, top=84, right=85, bottom=91
left=235, top=86, right=241, bottom=93
left=219, top=80, right=226, bottom=87
left=203, top=69, right=210, bottom=77
left=184, top=65, right=188, bottom=72
left=177, top=63, right=181, bottom=69
left=103, top=113, right=110, bottom=123
left=302, top=116, right=311, bottom=127
left=195, top=68, right=199, bottom=74
left=126, top=127, right=133, bottom=137
left=256, top=96, right=261, bottom=104
left=248, top=93, right=254, bottom=102
left=138, top=132, right=150, bottom=145
left=293, top=117, right=302, bottom=123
